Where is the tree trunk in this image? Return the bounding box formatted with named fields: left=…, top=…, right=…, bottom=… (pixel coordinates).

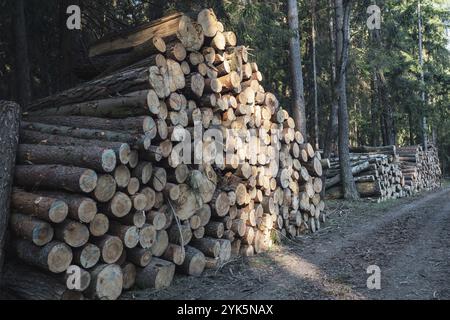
left=287, top=0, right=307, bottom=137
left=323, top=0, right=339, bottom=159
left=335, top=0, right=359, bottom=200
left=311, top=0, right=319, bottom=150
left=0, top=101, right=20, bottom=280
left=417, top=0, right=428, bottom=150
left=14, top=0, right=31, bottom=107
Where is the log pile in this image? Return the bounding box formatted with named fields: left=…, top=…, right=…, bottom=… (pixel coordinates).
left=325, top=144, right=441, bottom=201
left=6, top=9, right=324, bottom=300
left=397, top=144, right=441, bottom=193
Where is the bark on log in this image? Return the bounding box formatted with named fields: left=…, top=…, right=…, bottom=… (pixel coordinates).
left=189, top=237, right=220, bottom=258
left=86, top=264, right=123, bottom=300
left=126, top=247, right=152, bottom=267
left=9, top=213, right=54, bottom=246
left=175, top=245, right=205, bottom=276
left=35, top=191, right=97, bottom=223
left=135, top=257, right=175, bottom=289
left=151, top=230, right=169, bottom=257
left=0, top=101, right=20, bottom=277
left=72, top=243, right=101, bottom=269
left=10, top=239, right=72, bottom=273
left=10, top=189, right=68, bottom=223
left=91, top=235, right=123, bottom=264
left=20, top=130, right=131, bottom=165
left=14, top=164, right=98, bottom=194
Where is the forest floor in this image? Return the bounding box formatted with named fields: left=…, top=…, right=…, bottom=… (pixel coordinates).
left=126, top=181, right=450, bottom=300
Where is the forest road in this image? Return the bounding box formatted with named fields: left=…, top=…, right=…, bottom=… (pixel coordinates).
left=127, top=186, right=450, bottom=300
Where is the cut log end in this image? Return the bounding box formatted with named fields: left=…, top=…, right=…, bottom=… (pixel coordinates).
left=79, top=169, right=98, bottom=193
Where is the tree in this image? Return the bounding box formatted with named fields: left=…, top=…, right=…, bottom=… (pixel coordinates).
left=13, top=0, right=31, bottom=107
left=334, top=0, right=359, bottom=199
left=323, top=0, right=339, bottom=159
left=311, top=0, right=319, bottom=150
left=417, top=0, right=427, bottom=150
left=287, top=0, right=307, bottom=138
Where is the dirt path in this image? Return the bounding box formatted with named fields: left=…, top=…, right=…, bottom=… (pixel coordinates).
left=126, top=185, right=450, bottom=300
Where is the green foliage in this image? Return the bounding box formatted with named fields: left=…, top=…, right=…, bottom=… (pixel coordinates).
left=0, top=0, right=448, bottom=172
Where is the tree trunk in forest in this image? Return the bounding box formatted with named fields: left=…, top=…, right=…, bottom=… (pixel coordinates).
left=14, top=0, right=31, bottom=107
left=371, top=20, right=396, bottom=146
left=311, top=0, right=319, bottom=150
left=323, top=0, right=339, bottom=159
left=417, top=0, right=428, bottom=151
left=59, top=0, right=80, bottom=91
left=370, top=68, right=380, bottom=146
left=0, top=101, right=21, bottom=281
left=334, top=0, right=359, bottom=200
left=287, top=0, right=307, bottom=138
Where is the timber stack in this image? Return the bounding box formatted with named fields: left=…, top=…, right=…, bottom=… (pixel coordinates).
left=325, top=144, right=441, bottom=201
left=397, top=143, right=441, bottom=192
left=5, top=9, right=325, bottom=300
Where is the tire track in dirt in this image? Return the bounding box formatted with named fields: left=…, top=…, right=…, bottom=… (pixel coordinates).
left=125, top=187, right=450, bottom=300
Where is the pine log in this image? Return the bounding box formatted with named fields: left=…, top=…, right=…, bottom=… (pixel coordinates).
left=121, top=262, right=137, bottom=290
left=9, top=213, right=53, bottom=246
left=176, top=245, right=205, bottom=276
left=72, top=243, right=101, bottom=269
left=167, top=223, right=192, bottom=246
left=86, top=264, right=123, bottom=300
left=22, top=121, right=149, bottom=150
left=10, top=189, right=68, bottom=223
left=162, top=243, right=185, bottom=265
left=126, top=247, right=152, bottom=267
left=135, top=257, right=175, bottom=290
left=189, top=237, right=220, bottom=258
left=20, top=130, right=132, bottom=165
left=54, top=220, right=90, bottom=248
left=14, top=164, right=98, bottom=194
left=93, top=174, right=117, bottom=203
left=139, top=224, right=157, bottom=249
left=10, top=239, right=72, bottom=273
left=26, top=91, right=150, bottom=119
left=108, top=221, right=140, bottom=249
left=91, top=235, right=124, bottom=264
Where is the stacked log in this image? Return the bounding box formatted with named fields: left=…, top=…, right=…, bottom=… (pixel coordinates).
left=7, top=8, right=324, bottom=299
left=397, top=144, right=441, bottom=193
left=325, top=153, right=406, bottom=201
left=325, top=144, right=441, bottom=201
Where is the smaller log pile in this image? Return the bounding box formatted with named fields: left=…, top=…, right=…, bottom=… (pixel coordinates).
left=398, top=144, right=441, bottom=193
left=325, top=144, right=442, bottom=201
left=325, top=147, right=406, bottom=201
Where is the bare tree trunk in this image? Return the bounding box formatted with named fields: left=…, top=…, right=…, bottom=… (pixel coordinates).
left=408, top=110, right=414, bottom=145
left=0, top=101, right=21, bottom=280
left=417, top=0, right=427, bottom=150
left=311, top=0, right=319, bottom=150
left=370, top=68, right=380, bottom=146
left=287, top=0, right=307, bottom=138
left=14, top=0, right=31, bottom=107
left=323, top=0, right=339, bottom=159
left=335, top=0, right=358, bottom=200
left=371, top=21, right=396, bottom=146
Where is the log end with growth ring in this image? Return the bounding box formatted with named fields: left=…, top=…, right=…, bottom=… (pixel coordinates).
left=48, top=243, right=73, bottom=273
left=77, top=198, right=98, bottom=224
left=49, top=200, right=69, bottom=223
left=101, top=149, right=117, bottom=172
left=79, top=169, right=98, bottom=193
